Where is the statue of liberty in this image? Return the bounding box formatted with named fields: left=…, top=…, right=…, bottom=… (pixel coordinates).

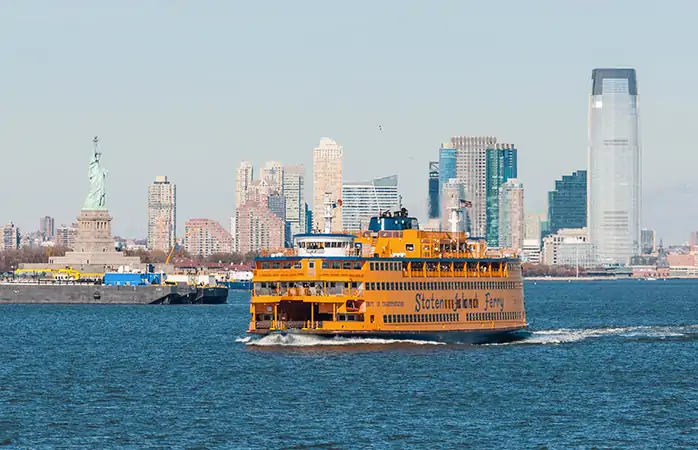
left=83, top=136, right=108, bottom=210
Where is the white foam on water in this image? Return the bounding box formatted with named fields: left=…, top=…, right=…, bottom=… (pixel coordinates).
left=492, top=324, right=698, bottom=346
left=234, top=336, right=252, bottom=343
left=245, top=334, right=445, bottom=347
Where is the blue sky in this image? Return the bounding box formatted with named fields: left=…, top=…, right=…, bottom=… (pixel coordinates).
left=1, top=1, right=697, bottom=243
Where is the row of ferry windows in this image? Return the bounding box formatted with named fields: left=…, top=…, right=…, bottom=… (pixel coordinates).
left=384, top=311, right=522, bottom=324
left=367, top=281, right=519, bottom=291
left=258, top=261, right=522, bottom=271
left=370, top=262, right=522, bottom=271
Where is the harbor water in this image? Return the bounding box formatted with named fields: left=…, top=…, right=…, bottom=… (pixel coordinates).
left=1, top=280, right=696, bottom=448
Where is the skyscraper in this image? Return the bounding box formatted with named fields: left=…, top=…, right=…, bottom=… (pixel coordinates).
left=147, top=176, right=176, bottom=252
left=313, top=137, right=343, bottom=232
left=485, top=143, right=517, bottom=246
left=438, top=143, right=457, bottom=227
left=498, top=179, right=524, bottom=250
left=260, top=161, right=284, bottom=193
left=451, top=136, right=498, bottom=238
left=341, top=175, right=399, bottom=231
left=235, top=161, right=254, bottom=208
left=39, top=216, right=55, bottom=240
left=548, top=170, right=587, bottom=235
left=282, top=164, right=306, bottom=238
left=588, top=68, right=641, bottom=265
left=427, top=161, right=439, bottom=220
left=2, top=222, right=20, bottom=251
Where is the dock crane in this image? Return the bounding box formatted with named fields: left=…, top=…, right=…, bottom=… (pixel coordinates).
left=165, top=228, right=200, bottom=264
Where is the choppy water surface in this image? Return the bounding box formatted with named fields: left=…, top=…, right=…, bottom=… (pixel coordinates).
left=1, top=280, right=697, bottom=448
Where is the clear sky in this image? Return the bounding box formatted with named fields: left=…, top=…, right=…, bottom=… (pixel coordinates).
left=1, top=1, right=697, bottom=244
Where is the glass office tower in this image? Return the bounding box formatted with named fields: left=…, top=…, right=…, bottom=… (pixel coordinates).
left=588, top=68, right=641, bottom=266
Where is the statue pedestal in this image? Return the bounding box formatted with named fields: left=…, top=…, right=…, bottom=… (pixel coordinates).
left=73, top=209, right=114, bottom=253
left=45, top=209, right=142, bottom=271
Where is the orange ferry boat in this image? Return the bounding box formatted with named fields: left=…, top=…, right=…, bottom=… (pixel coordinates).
left=248, top=198, right=530, bottom=344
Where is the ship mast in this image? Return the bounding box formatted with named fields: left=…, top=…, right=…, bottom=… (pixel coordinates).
left=323, top=192, right=333, bottom=234
left=447, top=194, right=461, bottom=234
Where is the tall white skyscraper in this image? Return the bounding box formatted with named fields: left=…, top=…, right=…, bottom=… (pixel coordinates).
left=341, top=175, right=399, bottom=231
left=451, top=136, right=498, bottom=238
left=283, top=164, right=306, bottom=238
left=588, top=68, right=641, bottom=266
left=147, top=176, right=176, bottom=252
left=313, top=137, right=343, bottom=232
left=235, top=161, right=254, bottom=208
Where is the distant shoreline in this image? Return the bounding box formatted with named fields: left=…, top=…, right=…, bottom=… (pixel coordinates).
left=524, top=276, right=696, bottom=281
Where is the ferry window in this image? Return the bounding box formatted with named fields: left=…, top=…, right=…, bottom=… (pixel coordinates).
left=309, top=261, right=315, bottom=268
left=261, top=262, right=270, bottom=269
left=272, top=262, right=281, bottom=269
left=282, top=262, right=292, bottom=269
left=322, top=261, right=330, bottom=269
left=380, top=282, right=385, bottom=290
left=370, top=262, right=375, bottom=270
left=342, top=262, right=352, bottom=270
left=293, top=262, right=302, bottom=269
left=390, top=282, right=395, bottom=290
left=383, top=315, right=387, bottom=323
left=378, top=262, right=383, bottom=270
left=351, top=282, right=358, bottom=288
left=406, top=243, right=414, bottom=251
left=354, top=262, right=362, bottom=270
left=370, top=282, right=376, bottom=290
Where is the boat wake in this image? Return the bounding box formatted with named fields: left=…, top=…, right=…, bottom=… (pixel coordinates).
left=242, top=334, right=446, bottom=347
left=236, top=324, right=698, bottom=348
left=489, top=324, right=698, bottom=346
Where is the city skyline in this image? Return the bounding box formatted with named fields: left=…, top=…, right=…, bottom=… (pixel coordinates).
left=2, top=2, right=698, bottom=243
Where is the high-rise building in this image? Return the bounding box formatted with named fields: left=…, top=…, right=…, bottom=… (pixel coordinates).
left=260, top=161, right=284, bottom=193
left=305, top=203, right=313, bottom=234
left=234, top=202, right=285, bottom=253
left=485, top=143, right=517, bottom=246
left=282, top=164, right=306, bottom=239
left=498, top=179, right=524, bottom=250
left=548, top=170, right=587, bottom=235
left=235, top=161, right=254, bottom=208
left=341, top=175, right=399, bottom=231
left=588, top=68, right=641, bottom=266
left=438, top=143, right=457, bottom=226
left=451, top=136, right=498, bottom=238
left=55, top=223, right=78, bottom=249
left=313, top=137, right=343, bottom=232
left=184, top=218, right=233, bottom=257
left=524, top=212, right=546, bottom=242
left=2, top=223, right=20, bottom=251
left=640, top=228, right=656, bottom=254
left=427, top=161, right=439, bottom=220
left=147, top=175, right=176, bottom=252
left=39, top=216, right=55, bottom=240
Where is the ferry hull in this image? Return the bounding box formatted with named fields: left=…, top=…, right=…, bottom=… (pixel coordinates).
left=250, top=326, right=531, bottom=345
